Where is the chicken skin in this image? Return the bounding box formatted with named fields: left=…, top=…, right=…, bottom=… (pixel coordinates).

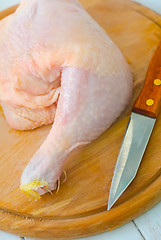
left=0, top=0, right=133, bottom=197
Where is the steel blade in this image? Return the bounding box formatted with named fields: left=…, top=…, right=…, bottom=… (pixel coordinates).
left=108, top=112, right=156, bottom=210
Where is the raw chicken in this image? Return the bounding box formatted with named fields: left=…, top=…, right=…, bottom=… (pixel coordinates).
left=0, top=0, right=133, bottom=198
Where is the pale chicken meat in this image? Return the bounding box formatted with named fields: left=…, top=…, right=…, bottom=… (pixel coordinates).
left=0, top=0, right=133, bottom=197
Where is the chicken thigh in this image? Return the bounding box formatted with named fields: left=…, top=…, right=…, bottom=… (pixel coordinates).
left=0, top=0, right=133, bottom=197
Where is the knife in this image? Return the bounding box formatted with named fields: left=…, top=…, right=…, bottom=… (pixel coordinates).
left=108, top=42, right=161, bottom=210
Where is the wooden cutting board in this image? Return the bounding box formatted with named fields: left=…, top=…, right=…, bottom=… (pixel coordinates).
left=0, top=0, right=161, bottom=239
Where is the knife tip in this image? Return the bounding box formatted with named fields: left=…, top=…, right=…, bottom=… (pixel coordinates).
left=107, top=198, right=115, bottom=211
left=107, top=205, right=111, bottom=211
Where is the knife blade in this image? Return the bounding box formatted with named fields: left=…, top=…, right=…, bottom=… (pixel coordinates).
left=108, top=42, right=161, bottom=210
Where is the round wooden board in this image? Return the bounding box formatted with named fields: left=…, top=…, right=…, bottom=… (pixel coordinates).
left=0, top=0, right=161, bottom=239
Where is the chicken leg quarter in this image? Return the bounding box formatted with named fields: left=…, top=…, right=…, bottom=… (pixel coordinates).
left=0, top=0, right=133, bottom=197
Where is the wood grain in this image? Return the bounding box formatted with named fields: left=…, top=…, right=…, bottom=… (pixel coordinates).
left=25, top=222, right=143, bottom=240
left=0, top=0, right=161, bottom=239
left=134, top=201, right=161, bottom=240
left=133, top=42, right=161, bottom=118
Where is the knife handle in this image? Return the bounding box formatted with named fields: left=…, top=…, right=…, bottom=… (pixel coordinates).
left=133, top=43, right=161, bottom=118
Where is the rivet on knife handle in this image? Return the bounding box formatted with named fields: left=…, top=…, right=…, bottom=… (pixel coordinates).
left=133, top=44, right=161, bottom=118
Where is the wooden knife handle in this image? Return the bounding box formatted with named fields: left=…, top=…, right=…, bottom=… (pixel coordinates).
left=133, top=43, right=161, bottom=118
